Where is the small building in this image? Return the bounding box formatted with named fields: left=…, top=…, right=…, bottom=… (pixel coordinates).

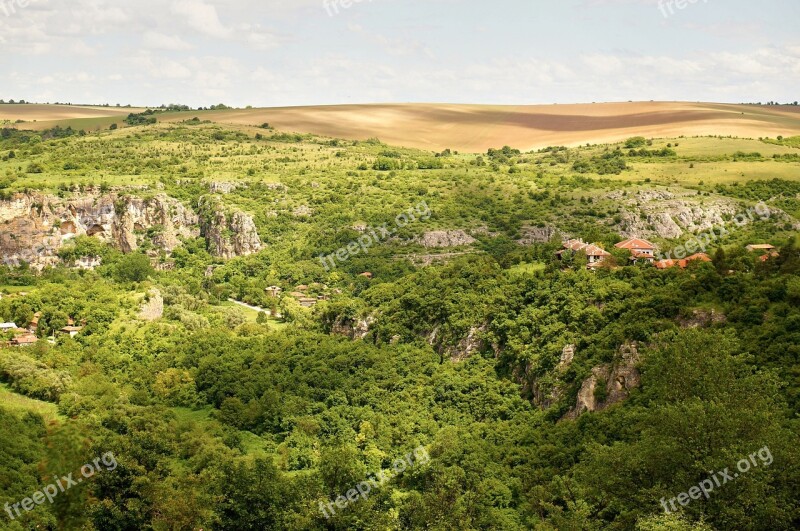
left=298, top=297, right=318, bottom=308
left=29, top=312, right=41, bottom=333
left=11, top=334, right=38, bottom=347
left=265, top=286, right=283, bottom=298
left=359, top=272, right=374, bottom=279
left=746, top=244, right=776, bottom=253
left=655, top=253, right=712, bottom=270
left=60, top=325, right=84, bottom=338
left=615, top=238, right=657, bottom=263
left=760, top=252, right=780, bottom=262
left=557, top=239, right=611, bottom=267
left=0, top=322, right=18, bottom=331
left=295, top=285, right=309, bottom=292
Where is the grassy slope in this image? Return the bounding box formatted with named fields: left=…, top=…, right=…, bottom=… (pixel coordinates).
left=0, top=382, right=64, bottom=423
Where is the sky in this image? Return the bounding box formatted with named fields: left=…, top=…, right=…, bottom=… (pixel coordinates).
left=0, top=0, right=798, bottom=108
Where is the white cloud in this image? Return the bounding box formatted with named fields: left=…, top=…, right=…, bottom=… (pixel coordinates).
left=142, top=32, right=193, bottom=51
left=171, top=0, right=231, bottom=39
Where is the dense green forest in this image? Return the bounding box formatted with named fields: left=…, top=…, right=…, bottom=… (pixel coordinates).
left=1, top=123, right=799, bottom=530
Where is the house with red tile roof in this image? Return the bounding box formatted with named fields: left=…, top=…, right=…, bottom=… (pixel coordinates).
left=557, top=239, right=611, bottom=269
left=759, top=251, right=780, bottom=262
left=11, top=334, right=38, bottom=347
left=615, top=238, right=657, bottom=263
left=654, top=253, right=712, bottom=270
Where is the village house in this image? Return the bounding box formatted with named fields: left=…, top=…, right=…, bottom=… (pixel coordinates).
left=654, top=253, right=712, bottom=270
left=557, top=239, right=611, bottom=268
left=746, top=244, right=776, bottom=253
left=0, top=322, right=18, bottom=331
left=265, top=286, right=283, bottom=298
left=29, top=312, right=41, bottom=333
left=294, top=297, right=317, bottom=308
left=59, top=319, right=85, bottom=338
left=615, top=238, right=657, bottom=263
left=11, top=334, right=38, bottom=347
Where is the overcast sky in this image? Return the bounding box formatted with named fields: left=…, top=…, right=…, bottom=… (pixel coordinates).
left=0, top=0, right=797, bottom=107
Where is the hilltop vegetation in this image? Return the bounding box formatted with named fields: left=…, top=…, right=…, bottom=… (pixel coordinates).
left=0, top=122, right=799, bottom=530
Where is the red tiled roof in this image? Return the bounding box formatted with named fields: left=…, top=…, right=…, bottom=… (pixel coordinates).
left=12, top=335, right=38, bottom=345
left=655, top=253, right=711, bottom=270
left=685, top=253, right=712, bottom=263
left=615, top=238, right=656, bottom=250
left=584, top=245, right=611, bottom=257
left=562, top=239, right=610, bottom=257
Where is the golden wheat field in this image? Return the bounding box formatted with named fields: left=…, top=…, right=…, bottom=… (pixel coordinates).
left=5, top=102, right=800, bottom=153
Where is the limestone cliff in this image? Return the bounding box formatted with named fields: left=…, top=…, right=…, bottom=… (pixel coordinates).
left=197, top=196, right=263, bottom=259
left=563, top=342, right=642, bottom=420
left=0, top=191, right=263, bottom=268
left=607, top=189, right=742, bottom=239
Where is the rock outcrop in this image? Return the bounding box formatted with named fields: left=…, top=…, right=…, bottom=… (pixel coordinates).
left=139, top=289, right=164, bottom=321
left=448, top=325, right=488, bottom=362
left=677, top=308, right=727, bottom=329
left=0, top=192, right=199, bottom=269
left=330, top=314, right=374, bottom=340
left=608, top=189, right=741, bottom=239
left=564, top=342, right=642, bottom=420
left=198, top=197, right=263, bottom=259
left=113, top=194, right=199, bottom=253
left=517, top=226, right=560, bottom=245
left=417, top=230, right=477, bottom=248
left=0, top=191, right=263, bottom=268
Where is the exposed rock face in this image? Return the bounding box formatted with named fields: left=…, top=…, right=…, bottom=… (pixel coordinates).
left=448, top=325, right=487, bottom=362
left=330, top=314, right=374, bottom=340
left=74, top=256, right=102, bottom=270
left=564, top=342, right=642, bottom=420
left=0, top=194, right=64, bottom=269
left=0, top=192, right=199, bottom=269
left=609, top=189, right=741, bottom=239
left=558, top=344, right=576, bottom=369
left=678, top=308, right=727, bottom=329
left=198, top=197, right=263, bottom=259
left=292, top=205, right=313, bottom=218
left=208, top=182, right=241, bottom=194
left=139, top=289, right=164, bottom=321
left=112, top=194, right=199, bottom=253
left=517, top=226, right=560, bottom=245
left=0, top=191, right=264, bottom=268
left=418, top=230, right=477, bottom=248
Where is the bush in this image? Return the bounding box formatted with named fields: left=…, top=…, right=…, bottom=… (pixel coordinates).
left=0, top=351, right=72, bottom=401
left=624, top=136, right=648, bottom=148
left=114, top=253, right=153, bottom=282
left=26, top=162, right=44, bottom=174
